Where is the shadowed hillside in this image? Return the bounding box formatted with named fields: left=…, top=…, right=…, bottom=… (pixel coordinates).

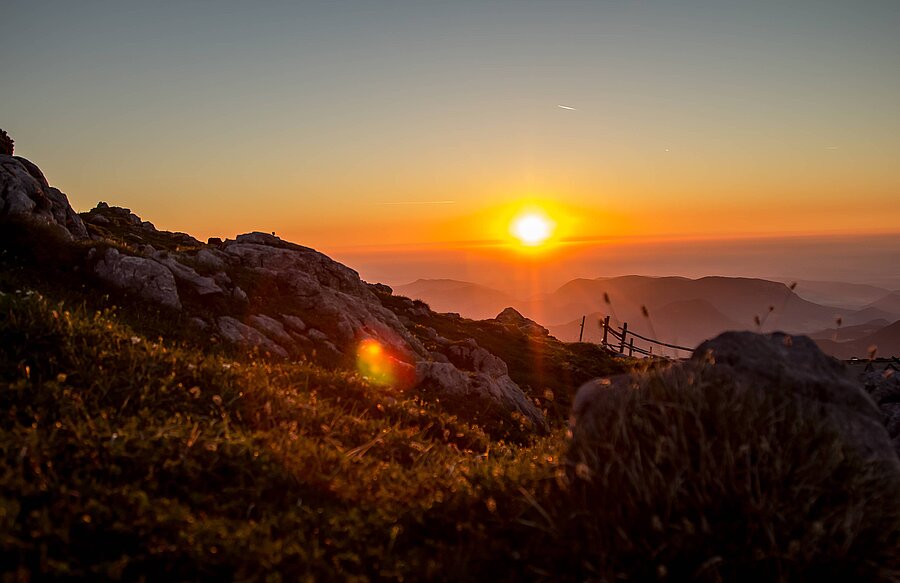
left=3, top=152, right=900, bottom=580
left=407, top=276, right=900, bottom=357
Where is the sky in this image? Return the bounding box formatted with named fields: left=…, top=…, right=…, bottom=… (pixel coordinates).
left=3, top=1, right=900, bottom=289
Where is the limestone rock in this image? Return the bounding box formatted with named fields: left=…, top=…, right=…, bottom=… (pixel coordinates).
left=695, top=332, right=894, bottom=462
left=194, top=248, right=228, bottom=272
left=416, top=361, right=547, bottom=430
left=446, top=338, right=509, bottom=377
left=5, top=155, right=557, bottom=427
left=281, top=314, right=307, bottom=333
left=148, top=251, right=223, bottom=296
left=93, top=248, right=181, bottom=310
left=216, top=316, right=288, bottom=358
left=248, top=314, right=295, bottom=347
left=0, top=155, right=88, bottom=239
left=494, top=307, right=549, bottom=336
left=221, top=232, right=426, bottom=359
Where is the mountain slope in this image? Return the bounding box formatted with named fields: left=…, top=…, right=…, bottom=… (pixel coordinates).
left=868, top=292, right=900, bottom=317
left=815, top=320, right=900, bottom=359
left=788, top=279, right=894, bottom=310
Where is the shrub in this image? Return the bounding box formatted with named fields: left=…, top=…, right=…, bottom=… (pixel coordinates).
left=0, top=129, right=13, bottom=155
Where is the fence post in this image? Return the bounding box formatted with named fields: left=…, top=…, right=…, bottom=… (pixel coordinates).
left=619, top=322, right=628, bottom=354
left=602, top=315, right=610, bottom=347
left=579, top=315, right=586, bottom=342
left=629, top=337, right=634, bottom=357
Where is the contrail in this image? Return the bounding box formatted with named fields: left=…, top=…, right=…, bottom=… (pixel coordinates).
left=378, top=200, right=456, bottom=206
left=557, top=104, right=577, bottom=110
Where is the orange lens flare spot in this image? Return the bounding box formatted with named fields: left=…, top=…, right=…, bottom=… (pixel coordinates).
left=356, top=339, right=395, bottom=386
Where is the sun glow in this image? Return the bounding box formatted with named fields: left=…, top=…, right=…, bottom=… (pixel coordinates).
left=510, top=210, right=555, bottom=247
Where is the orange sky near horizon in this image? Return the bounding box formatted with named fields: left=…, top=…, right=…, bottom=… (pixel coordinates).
left=4, top=1, right=900, bottom=280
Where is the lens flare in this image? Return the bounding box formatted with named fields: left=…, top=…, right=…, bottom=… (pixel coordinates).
left=356, top=338, right=396, bottom=386
left=356, top=338, right=417, bottom=389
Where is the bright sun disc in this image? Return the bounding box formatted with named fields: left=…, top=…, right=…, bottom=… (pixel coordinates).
left=510, top=211, right=554, bottom=246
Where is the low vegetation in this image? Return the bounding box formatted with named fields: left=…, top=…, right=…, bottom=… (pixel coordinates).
left=0, top=266, right=566, bottom=580
left=2, top=220, right=899, bottom=581
left=565, top=365, right=900, bottom=581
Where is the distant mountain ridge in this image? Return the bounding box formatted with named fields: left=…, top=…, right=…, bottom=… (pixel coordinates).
left=786, top=279, right=897, bottom=310
left=403, top=276, right=900, bottom=358
left=393, top=278, right=517, bottom=320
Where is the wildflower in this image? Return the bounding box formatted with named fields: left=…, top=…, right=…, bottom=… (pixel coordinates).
left=130, top=336, right=141, bottom=345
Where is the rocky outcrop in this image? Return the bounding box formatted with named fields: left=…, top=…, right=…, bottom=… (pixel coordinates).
left=217, top=232, right=427, bottom=359
left=148, top=250, right=223, bottom=296
left=216, top=316, right=288, bottom=358
left=573, top=331, right=899, bottom=465
left=82, top=207, right=546, bottom=427
left=418, top=337, right=546, bottom=429
left=565, top=331, right=900, bottom=580
left=494, top=307, right=549, bottom=336
left=92, top=247, right=182, bottom=310
left=2, top=150, right=550, bottom=429
left=0, top=155, right=88, bottom=239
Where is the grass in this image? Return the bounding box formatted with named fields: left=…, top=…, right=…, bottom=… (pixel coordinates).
left=0, top=281, right=566, bottom=580
left=564, top=363, right=900, bottom=581
left=2, top=218, right=899, bottom=581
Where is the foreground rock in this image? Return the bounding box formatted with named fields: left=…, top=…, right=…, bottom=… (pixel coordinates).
left=417, top=336, right=546, bottom=430
left=0, top=154, right=88, bottom=239
left=566, top=331, right=900, bottom=579
left=574, top=332, right=896, bottom=462
left=861, top=363, right=900, bottom=455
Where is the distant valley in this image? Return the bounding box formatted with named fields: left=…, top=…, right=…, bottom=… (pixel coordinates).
left=396, top=276, right=900, bottom=359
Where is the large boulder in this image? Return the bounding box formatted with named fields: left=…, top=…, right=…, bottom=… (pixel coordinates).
left=0, top=155, right=88, bottom=239
left=693, top=331, right=893, bottom=462
left=220, top=232, right=427, bottom=360
left=416, top=360, right=547, bottom=430
left=565, top=331, right=900, bottom=579
left=694, top=331, right=881, bottom=418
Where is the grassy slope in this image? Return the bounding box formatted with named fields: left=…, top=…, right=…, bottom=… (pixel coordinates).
left=3, top=220, right=899, bottom=581
left=0, top=227, right=565, bottom=580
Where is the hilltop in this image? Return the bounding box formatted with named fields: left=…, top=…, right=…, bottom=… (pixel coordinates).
left=3, top=152, right=900, bottom=580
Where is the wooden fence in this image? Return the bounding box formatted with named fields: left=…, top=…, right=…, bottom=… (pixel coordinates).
left=594, top=315, right=694, bottom=359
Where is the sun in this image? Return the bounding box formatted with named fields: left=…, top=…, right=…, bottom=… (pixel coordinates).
left=510, top=210, right=555, bottom=246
